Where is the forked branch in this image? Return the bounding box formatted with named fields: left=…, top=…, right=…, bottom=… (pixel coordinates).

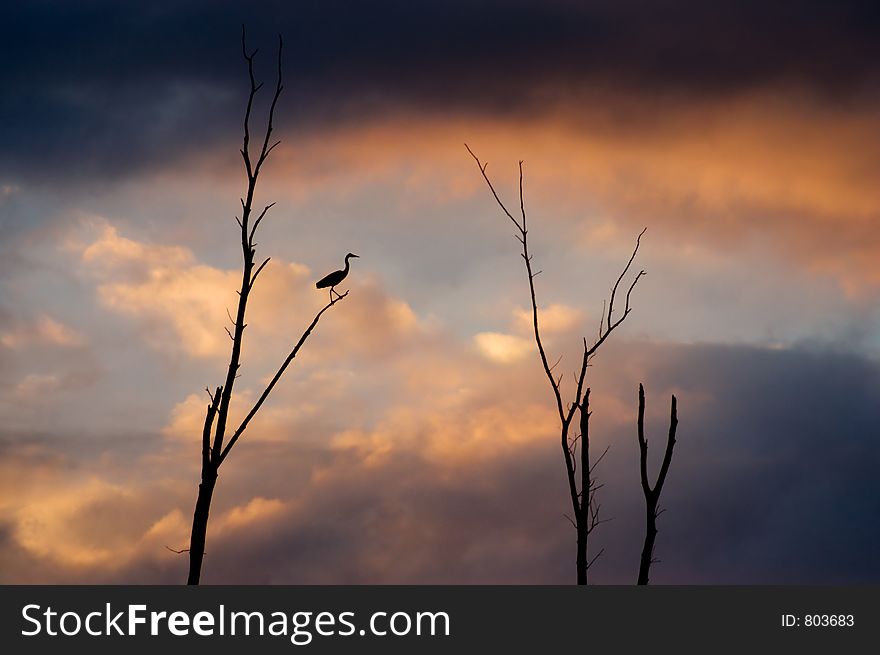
left=218, top=291, right=349, bottom=464
left=187, top=29, right=348, bottom=586
left=636, top=383, right=679, bottom=585
left=467, top=143, right=645, bottom=585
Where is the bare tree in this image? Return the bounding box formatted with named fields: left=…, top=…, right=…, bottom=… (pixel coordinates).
left=636, top=383, right=678, bottom=585
left=466, top=145, right=645, bottom=584
left=184, top=30, right=349, bottom=585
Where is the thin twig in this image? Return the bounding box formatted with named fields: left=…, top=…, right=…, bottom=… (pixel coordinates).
left=165, top=545, right=192, bottom=555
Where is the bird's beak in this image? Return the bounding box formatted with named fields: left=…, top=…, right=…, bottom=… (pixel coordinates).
left=351, top=254, right=360, bottom=258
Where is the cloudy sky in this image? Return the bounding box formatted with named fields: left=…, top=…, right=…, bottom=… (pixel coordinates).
left=2, top=0, right=879, bottom=584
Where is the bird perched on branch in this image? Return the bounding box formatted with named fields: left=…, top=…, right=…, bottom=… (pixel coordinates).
left=316, top=253, right=359, bottom=301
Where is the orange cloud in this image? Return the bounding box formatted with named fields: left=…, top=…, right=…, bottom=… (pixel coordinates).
left=1, top=315, right=84, bottom=350
left=474, top=331, right=532, bottom=363
left=77, top=220, right=426, bottom=364
left=512, top=303, right=584, bottom=336
left=247, top=93, right=880, bottom=293
left=11, top=477, right=161, bottom=568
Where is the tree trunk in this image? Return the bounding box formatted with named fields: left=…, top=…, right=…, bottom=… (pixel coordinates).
left=576, top=526, right=588, bottom=585
left=636, top=385, right=677, bottom=585
left=638, top=499, right=657, bottom=585
left=187, top=464, right=218, bottom=585
left=576, top=393, right=591, bottom=585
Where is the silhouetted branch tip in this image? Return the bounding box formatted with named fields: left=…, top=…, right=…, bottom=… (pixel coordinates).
left=607, top=230, right=646, bottom=331
left=637, top=384, right=679, bottom=585
left=217, top=290, right=349, bottom=466
left=251, top=257, right=271, bottom=286
left=165, top=545, right=191, bottom=555
left=591, top=445, right=610, bottom=473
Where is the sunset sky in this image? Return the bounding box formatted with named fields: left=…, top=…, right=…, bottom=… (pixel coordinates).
left=2, top=0, right=879, bottom=584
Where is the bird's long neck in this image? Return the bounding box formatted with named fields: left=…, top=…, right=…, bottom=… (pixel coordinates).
left=343, top=255, right=351, bottom=275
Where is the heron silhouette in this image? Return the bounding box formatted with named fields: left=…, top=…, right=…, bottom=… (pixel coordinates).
left=316, top=253, right=359, bottom=301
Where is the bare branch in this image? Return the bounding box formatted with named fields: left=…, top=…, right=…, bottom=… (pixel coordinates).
left=654, top=394, right=678, bottom=498
left=218, top=291, right=350, bottom=464
left=560, top=422, right=580, bottom=532
left=249, top=202, right=276, bottom=244
left=187, top=30, right=291, bottom=586
left=624, top=270, right=646, bottom=316
left=464, top=144, right=523, bottom=232
left=590, top=444, right=611, bottom=474
left=165, top=545, right=191, bottom=555
left=579, top=388, right=592, bottom=519
left=607, top=227, right=646, bottom=331
left=469, top=145, right=653, bottom=585
left=210, top=33, right=286, bottom=463
left=201, top=386, right=221, bottom=471
left=250, top=257, right=271, bottom=287
left=637, top=383, right=652, bottom=497
left=467, top=146, right=568, bottom=430
left=637, top=384, right=679, bottom=585
left=265, top=139, right=282, bottom=158
left=240, top=25, right=259, bottom=182
left=587, top=548, right=605, bottom=569
left=252, top=35, right=284, bottom=181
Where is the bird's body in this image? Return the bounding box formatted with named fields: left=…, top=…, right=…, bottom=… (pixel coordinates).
left=316, top=253, right=359, bottom=301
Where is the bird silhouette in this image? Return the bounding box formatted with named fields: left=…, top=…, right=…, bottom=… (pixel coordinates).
left=316, top=253, right=359, bottom=301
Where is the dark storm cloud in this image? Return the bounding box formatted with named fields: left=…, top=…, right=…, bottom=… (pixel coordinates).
left=615, top=342, right=880, bottom=583
left=2, top=0, right=879, bottom=183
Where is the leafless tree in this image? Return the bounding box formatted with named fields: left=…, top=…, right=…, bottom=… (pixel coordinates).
left=466, top=145, right=645, bottom=584
left=636, top=383, right=678, bottom=585
left=184, top=29, right=349, bottom=585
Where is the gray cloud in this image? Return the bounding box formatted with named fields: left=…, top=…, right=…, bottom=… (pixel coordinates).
left=191, top=337, right=880, bottom=584
left=3, top=0, right=880, bottom=183
left=2, top=340, right=878, bottom=584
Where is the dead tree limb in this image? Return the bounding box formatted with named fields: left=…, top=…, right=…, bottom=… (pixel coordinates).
left=185, top=28, right=349, bottom=585
left=466, top=144, right=644, bottom=584
left=636, top=383, right=678, bottom=585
